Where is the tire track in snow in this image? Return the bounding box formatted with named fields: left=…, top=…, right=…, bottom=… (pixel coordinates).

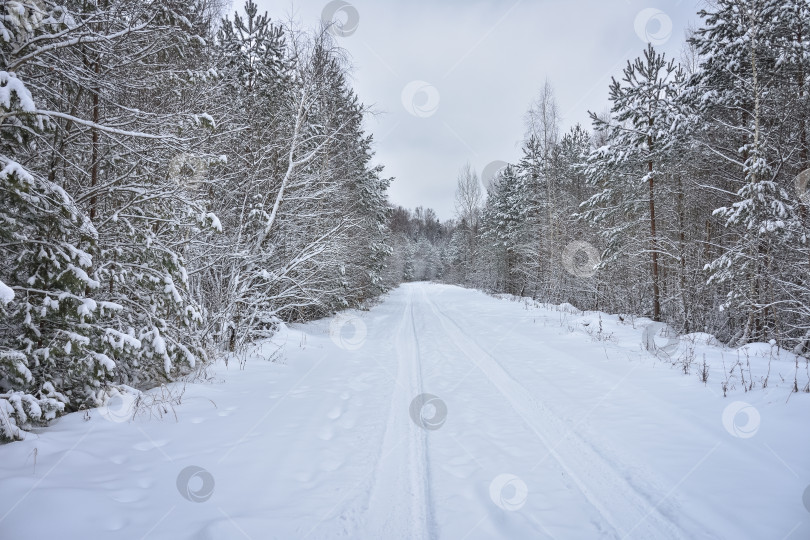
left=362, top=285, right=436, bottom=539
left=417, top=284, right=688, bottom=540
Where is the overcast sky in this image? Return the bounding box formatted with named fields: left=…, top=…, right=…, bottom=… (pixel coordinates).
left=255, top=0, right=704, bottom=220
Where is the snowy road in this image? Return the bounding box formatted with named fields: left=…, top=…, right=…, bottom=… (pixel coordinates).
left=1, top=282, right=808, bottom=539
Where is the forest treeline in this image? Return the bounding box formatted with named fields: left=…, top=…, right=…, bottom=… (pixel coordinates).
left=0, top=1, right=390, bottom=440
left=392, top=0, right=810, bottom=373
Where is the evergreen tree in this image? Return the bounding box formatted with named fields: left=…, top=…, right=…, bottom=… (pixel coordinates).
left=581, top=44, right=685, bottom=321
left=690, top=0, right=808, bottom=344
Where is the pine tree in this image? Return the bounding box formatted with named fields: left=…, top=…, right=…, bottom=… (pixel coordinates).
left=691, top=0, right=808, bottom=344
left=581, top=44, right=685, bottom=322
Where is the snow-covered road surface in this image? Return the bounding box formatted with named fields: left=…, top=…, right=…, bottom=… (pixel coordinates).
left=1, top=282, right=808, bottom=539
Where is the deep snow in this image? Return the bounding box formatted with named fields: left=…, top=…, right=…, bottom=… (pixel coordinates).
left=0, top=282, right=808, bottom=539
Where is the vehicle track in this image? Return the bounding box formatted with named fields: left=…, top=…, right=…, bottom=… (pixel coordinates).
left=363, top=285, right=436, bottom=539
left=418, top=284, right=688, bottom=540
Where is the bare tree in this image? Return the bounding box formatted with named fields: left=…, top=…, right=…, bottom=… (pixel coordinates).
left=455, top=162, right=483, bottom=229
left=454, top=163, right=483, bottom=284
left=522, top=79, right=563, bottom=298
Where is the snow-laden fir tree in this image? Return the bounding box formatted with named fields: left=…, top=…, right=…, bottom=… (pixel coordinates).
left=0, top=3, right=116, bottom=440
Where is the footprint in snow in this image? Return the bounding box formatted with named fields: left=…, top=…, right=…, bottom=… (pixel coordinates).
left=136, top=477, right=154, bottom=489
left=317, top=425, right=335, bottom=441
left=103, top=517, right=129, bottom=531
left=319, top=454, right=343, bottom=472
left=109, top=489, right=145, bottom=504
left=338, top=411, right=357, bottom=429
left=295, top=471, right=313, bottom=483
left=133, top=440, right=168, bottom=451
left=217, top=405, right=238, bottom=417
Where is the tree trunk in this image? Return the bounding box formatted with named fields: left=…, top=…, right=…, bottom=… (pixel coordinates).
left=648, top=130, right=661, bottom=321
left=90, top=61, right=100, bottom=222
left=676, top=174, right=689, bottom=332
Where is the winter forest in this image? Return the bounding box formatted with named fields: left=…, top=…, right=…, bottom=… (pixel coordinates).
left=1, top=0, right=809, bottom=440
left=0, top=0, right=395, bottom=440
left=394, top=4, right=810, bottom=354
left=1, top=0, right=809, bottom=538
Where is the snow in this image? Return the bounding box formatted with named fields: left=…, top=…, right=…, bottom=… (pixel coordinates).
left=66, top=263, right=100, bottom=289
left=0, top=282, right=808, bottom=539
left=64, top=243, right=93, bottom=268
left=0, top=351, right=32, bottom=384
left=98, top=300, right=123, bottom=313
left=0, top=71, right=36, bottom=112
left=0, top=279, right=13, bottom=304
left=104, top=328, right=141, bottom=351
left=193, top=113, right=215, bottom=128
left=77, top=297, right=97, bottom=317
left=163, top=274, right=183, bottom=304
left=92, top=352, right=116, bottom=371
left=206, top=212, right=221, bottom=232
left=147, top=328, right=172, bottom=374
left=151, top=329, right=167, bottom=355
left=62, top=331, right=89, bottom=346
